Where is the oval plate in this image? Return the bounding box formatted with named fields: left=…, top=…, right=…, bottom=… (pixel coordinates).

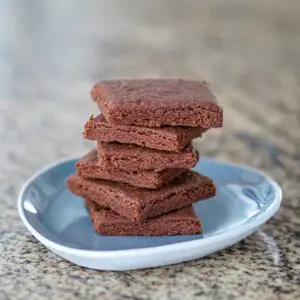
left=18, top=157, right=282, bottom=271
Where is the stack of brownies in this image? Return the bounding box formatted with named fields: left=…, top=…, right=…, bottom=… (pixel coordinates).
left=67, top=79, right=223, bottom=236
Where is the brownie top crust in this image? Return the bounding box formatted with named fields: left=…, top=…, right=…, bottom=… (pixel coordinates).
left=91, top=79, right=221, bottom=112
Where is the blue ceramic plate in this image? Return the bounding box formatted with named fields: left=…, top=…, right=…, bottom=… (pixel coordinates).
left=18, top=157, right=282, bottom=271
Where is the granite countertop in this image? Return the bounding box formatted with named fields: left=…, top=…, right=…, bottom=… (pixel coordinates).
left=0, top=1, right=299, bottom=299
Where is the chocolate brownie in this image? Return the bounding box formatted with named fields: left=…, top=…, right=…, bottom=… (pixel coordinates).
left=98, top=142, right=199, bottom=172
left=67, top=171, right=216, bottom=221
left=86, top=199, right=202, bottom=236
left=91, top=79, right=223, bottom=128
left=76, top=149, right=186, bottom=189
left=84, top=114, right=206, bottom=151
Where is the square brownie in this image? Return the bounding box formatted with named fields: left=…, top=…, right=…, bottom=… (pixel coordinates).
left=84, top=114, right=206, bottom=151
left=76, top=149, right=186, bottom=189
left=86, top=199, right=202, bottom=236
left=98, top=142, right=199, bottom=172
left=67, top=171, right=216, bottom=221
left=91, top=79, right=223, bottom=128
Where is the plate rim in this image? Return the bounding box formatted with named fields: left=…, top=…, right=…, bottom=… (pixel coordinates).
left=18, top=156, right=282, bottom=258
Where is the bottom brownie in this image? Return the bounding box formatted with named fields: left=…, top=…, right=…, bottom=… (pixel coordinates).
left=86, top=199, right=202, bottom=236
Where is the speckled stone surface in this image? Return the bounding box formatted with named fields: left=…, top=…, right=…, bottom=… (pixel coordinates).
left=0, top=1, right=299, bottom=299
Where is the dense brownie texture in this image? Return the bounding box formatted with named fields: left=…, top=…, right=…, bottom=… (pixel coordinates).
left=67, top=171, right=216, bottom=221
left=98, top=142, right=199, bottom=172
left=91, top=79, right=223, bottom=128
left=86, top=199, right=202, bottom=236
left=76, top=149, right=186, bottom=189
left=84, top=114, right=206, bottom=151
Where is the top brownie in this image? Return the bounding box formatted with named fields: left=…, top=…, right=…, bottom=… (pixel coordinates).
left=91, top=79, right=223, bottom=128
